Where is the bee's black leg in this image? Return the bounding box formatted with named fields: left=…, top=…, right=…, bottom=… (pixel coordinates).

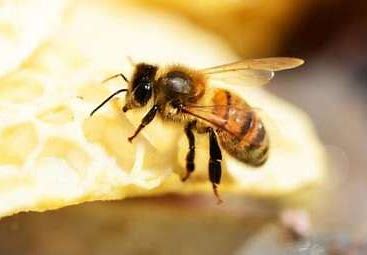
left=182, top=121, right=196, bottom=182
left=128, top=105, right=159, bottom=143
left=208, top=128, right=223, bottom=204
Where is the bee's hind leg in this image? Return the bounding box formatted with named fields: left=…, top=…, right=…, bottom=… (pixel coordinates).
left=208, top=128, right=223, bottom=204
left=182, top=121, right=196, bottom=182
left=128, top=105, right=159, bottom=142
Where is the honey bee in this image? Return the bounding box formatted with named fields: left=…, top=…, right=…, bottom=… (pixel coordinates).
left=90, top=57, right=304, bottom=203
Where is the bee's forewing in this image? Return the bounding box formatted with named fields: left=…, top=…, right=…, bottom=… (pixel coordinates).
left=201, top=57, right=304, bottom=87
left=206, top=69, right=274, bottom=87
left=202, top=57, right=304, bottom=73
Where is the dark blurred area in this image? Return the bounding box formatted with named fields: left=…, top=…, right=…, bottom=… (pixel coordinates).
left=1, top=1, right=367, bottom=254
left=286, top=2, right=367, bottom=64
left=267, top=1, right=367, bottom=254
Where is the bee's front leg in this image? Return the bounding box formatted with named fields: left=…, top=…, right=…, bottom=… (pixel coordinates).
left=128, top=105, right=159, bottom=142
left=208, top=128, right=223, bottom=204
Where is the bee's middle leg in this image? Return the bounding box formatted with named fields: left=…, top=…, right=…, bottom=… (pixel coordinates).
left=182, top=121, right=196, bottom=182
left=128, top=105, right=159, bottom=142
left=208, top=128, right=223, bottom=204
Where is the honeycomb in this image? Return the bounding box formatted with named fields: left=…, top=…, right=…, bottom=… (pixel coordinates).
left=0, top=0, right=69, bottom=76
left=0, top=0, right=326, bottom=218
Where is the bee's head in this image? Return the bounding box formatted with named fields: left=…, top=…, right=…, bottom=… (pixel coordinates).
left=123, top=63, right=157, bottom=112
left=89, top=63, right=158, bottom=117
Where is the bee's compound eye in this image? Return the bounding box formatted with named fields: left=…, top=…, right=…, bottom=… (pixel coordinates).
left=130, top=63, right=157, bottom=107
left=133, top=83, right=153, bottom=106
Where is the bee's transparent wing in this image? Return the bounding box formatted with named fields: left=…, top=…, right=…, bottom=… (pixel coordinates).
left=205, top=69, right=274, bottom=87
left=201, top=57, right=304, bottom=87
left=181, top=104, right=255, bottom=138
left=202, top=57, right=304, bottom=73
left=183, top=104, right=285, bottom=147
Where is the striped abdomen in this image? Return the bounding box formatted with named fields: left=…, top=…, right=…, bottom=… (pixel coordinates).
left=212, top=89, right=269, bottom=166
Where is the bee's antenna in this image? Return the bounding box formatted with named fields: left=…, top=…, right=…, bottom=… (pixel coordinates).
left=90, top=89, right=128, bottom=116
left=102, top=73, right=129, bottom=84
